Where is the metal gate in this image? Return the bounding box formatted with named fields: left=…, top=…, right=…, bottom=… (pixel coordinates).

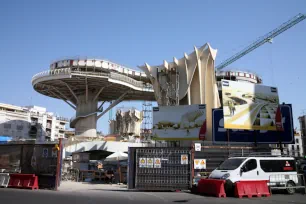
left=135, top=147, right=191, bottom=190
left=0, top=142, right=62, bottom=190
left=192, top=141, right=268, bottom=175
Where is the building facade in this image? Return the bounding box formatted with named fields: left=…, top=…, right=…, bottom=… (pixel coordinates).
left=0, top=103, right=68, bottom=141
left=287, top=132, right=304, bottom=157
left=109, top=108, right=143, bottom=137
left=298, top=115, right=306, bottom=157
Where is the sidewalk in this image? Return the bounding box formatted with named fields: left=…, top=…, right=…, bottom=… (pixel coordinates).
left=58, top=181, right=128, bottom=192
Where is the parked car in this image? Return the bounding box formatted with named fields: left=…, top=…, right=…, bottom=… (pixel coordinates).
left=209, top=155, right=297, bottom=194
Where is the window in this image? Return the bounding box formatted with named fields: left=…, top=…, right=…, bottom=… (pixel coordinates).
left=297, top=145, right=300, bottom=150
left=4, top=124, right=11, bottom=129
left=260, top=160, right=296, bottom=172
left=17, top=125, right=23, bottom=130
left=292, top=145, right=295, bottom=150
left=296, top=139, right=299, bottom=143
left=244, top=159, right=257, bottom=172
left=218, top=158, right=246, bottom=170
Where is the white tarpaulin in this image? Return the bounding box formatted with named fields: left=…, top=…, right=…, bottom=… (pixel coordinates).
left=104, top=152, right=128, bottom=161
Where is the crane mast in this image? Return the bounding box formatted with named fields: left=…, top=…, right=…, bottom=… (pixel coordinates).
left=216, top=13, right=306, bottom=71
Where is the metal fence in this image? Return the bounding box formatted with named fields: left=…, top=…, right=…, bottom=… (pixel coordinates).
left=269, top=174, right=306, bottom=194
left=193, top=141, right=264, bottom=173
left=134, top=147, right=191, bottom=191
left=0, top=142, right=61, bottom=189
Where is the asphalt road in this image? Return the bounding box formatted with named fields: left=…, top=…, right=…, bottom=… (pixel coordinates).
left=0, top=182, right=305, bottom=204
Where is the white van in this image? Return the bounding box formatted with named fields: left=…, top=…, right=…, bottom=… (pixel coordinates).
left=209, top=156, right=298, bottom=194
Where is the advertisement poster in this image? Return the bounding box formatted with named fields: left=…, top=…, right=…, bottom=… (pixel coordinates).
left=212, top=104, right=294, bottom=144
left=194, top=159, right=206, bottom=169
left=181, top=154, right=188, bottom=165
left=147, top=158, right=154, bottom=168
left=153, top=104, right=206, bottom=140
left=221, top=80, right=280, bottom=130
left=139, top=158, right=147, bottom=168
left=154, top=158, right=161, bottom=168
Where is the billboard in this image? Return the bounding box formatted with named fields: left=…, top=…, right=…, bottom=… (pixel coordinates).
left=221, top=80, right=280, bottom=130
left=152, top=104, right=206, bottom=140
left=212, top=104, right=294, bottom=144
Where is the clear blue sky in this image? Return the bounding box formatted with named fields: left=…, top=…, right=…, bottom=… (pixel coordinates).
left=0, top=0, right=305, bottom=134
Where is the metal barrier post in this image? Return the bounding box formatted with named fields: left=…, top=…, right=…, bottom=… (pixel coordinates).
left=191, top=144, right=194, bottom=188
left=55, top=139, right=62, bottom=191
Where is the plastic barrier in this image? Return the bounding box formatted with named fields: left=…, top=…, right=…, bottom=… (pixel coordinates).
left=197, top=179, right=226, bottom=197
left=0, top=173, right=10, bottom=188
left=235, top=180, right=270, bottom=198
left=8, top=174, right=39, bottom=190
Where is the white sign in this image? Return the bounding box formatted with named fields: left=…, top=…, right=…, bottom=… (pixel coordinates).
left=194, top=159, right=206, bottom=169
left=147, top=158, right=154, bottom=168
left=52, top=150, right=57, bottom=158
left=181, top=154, right=188, bottom=165
left=152, top=104, right=206, bottom=140
left=154, top=158, right=161, bottom=168
left=139, top=158, right=147, bottom=168
left=195, top=143, right=201, bottom=151
left=42, top=148, right=48, bottom=158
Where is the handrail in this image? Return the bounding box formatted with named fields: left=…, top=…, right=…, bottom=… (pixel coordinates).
left=50, top=57, right=148, bottom=77
left=31, top=68, right=71, bottom=84
left=32, top=68, right=153, bottom=91
left=110, top=72, right=152, bottom=89
left=229, top=152, right=294, bottom=158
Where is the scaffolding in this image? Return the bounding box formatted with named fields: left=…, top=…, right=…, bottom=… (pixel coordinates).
left=157, top=67, right=180, bottom=106
left=155, top=67, right=180, bottom=147
left=141, top=101, right=152, bottom=141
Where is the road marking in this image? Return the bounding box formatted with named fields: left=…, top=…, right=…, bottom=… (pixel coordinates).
left=125, top=193, right=135, bottom=201
left=143, top=192, right=167, bottom=202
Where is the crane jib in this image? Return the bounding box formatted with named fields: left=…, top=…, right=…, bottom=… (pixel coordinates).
left=216, top=13, right=306, bottom=71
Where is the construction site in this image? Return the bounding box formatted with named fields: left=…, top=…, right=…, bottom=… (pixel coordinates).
left=0, top=3, right=306, bottom=203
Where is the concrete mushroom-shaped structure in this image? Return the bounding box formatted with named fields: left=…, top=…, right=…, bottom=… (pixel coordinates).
left=139, top=44, right=221, bottom=140
left=32, top=59, right=155, bottom=138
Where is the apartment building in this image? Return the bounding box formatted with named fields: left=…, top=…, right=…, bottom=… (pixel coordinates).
left=287, top=131, right=304, bottom=157
left=0, top=103, right=68, bottom=141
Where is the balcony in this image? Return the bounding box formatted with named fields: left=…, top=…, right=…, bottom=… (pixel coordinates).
left=46, top=123, right=52, bottom=129
left=56, top=116, right=69, bottom=122
left=31, top=121, right=38, bottom=126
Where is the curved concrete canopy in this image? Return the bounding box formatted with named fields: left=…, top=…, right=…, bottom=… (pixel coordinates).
left=32, top=59, right=156, bottom=138
left=139, top=43, right=220, bottom=140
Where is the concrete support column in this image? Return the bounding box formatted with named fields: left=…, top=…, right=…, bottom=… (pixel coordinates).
left=75, top=93, right=98, bottom=138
